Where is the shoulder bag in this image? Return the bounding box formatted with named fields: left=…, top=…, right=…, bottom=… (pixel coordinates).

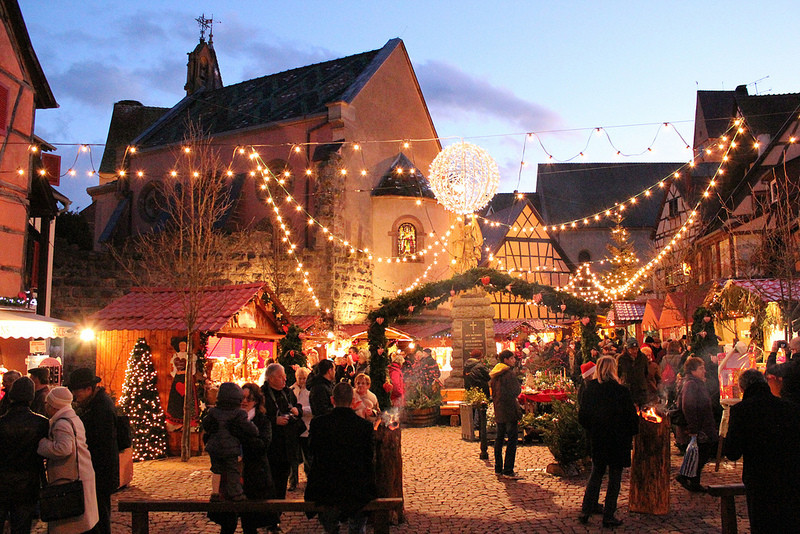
left=40, top=418, right=85, bottom=522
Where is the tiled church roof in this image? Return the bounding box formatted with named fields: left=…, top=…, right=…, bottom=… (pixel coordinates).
left=134, top=39, right=403, bottom=148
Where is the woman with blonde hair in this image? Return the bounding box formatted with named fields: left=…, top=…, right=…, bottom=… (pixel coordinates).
left=578, top=356, right=638, bottom=528
left=353, top=373, right=379, bottom=420
left=37, top=387, right=99, bottom=534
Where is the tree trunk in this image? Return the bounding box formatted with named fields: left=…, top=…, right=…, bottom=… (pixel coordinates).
left=375, top=422, right=404, bottom=524
left=181, top=333, right=195, bottom=462
left=629, top=414, right=670, bottom=515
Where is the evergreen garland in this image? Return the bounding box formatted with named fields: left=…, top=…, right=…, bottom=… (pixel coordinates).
left=579, top=315, right=601, bottom=364
left=366, top=267, right=595, bottom=324
left=118, top=338, right=168, bottom=461
left=367, top=319, right=390, bottom=410
left=278, top=324, right=307, bottom=387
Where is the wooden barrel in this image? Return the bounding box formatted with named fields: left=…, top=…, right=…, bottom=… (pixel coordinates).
left=402, top=406, right=440, bottom=427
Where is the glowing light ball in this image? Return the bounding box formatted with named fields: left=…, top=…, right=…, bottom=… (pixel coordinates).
left=428, top=141, right=499, bottom=214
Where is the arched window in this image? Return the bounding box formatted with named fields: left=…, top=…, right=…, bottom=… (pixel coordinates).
left=397, top=222, right=417, bottom=257
left=577, top=249, right=591, bottom=263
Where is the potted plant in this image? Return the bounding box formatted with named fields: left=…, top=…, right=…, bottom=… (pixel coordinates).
left=402, top=385, right=442, bottom=427
left=460, top=387, right=488, bottom=441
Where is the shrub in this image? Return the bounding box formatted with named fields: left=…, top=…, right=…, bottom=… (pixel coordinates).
left=542, top=393, right=588, bottom=466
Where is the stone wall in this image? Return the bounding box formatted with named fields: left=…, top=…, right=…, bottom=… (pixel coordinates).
left=51, top=242, right=134, bottom=322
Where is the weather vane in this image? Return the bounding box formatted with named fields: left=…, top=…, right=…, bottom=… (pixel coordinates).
left=195, top=14, right=219, bottom=44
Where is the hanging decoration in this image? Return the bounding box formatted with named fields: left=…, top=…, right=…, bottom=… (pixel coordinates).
left=367, top=267, right=595, bottom=324
left=428, top=141, right=499, bottom=214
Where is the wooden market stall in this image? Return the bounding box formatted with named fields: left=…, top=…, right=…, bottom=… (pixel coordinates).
left=91, top=283, right=289, bottom=426
left=642, top=298, right=664, bottom=336
left=607, top=301, right=647, bottom=342
left=658, top=291, right=705, bottom=341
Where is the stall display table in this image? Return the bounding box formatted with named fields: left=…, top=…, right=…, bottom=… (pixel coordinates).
left=518, top=390, right=569, bottom=414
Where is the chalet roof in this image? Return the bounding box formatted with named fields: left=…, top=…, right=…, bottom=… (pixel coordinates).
left=609, top=300, right=646, bottom=323
left=1, top=0, right=56, bottom=109
left=372, top=153, right=434, bottom=198
left=99, top=101, right=170, bottom=174
left=92, top=283, right=269, bottom=331
left=659, top=291, right=705, bottom=329
left=535, top=163, right=683, bottom=229
left=641, top=298, right=664, bottom=330
left=134, top=39, right=403, bottom=148
left=723, top=279, right=800, bottom=303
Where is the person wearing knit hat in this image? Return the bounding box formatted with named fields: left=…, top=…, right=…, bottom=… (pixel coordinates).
left=38, top=387, right=100, bottom=533
left=0, top=376, right=50, bottom=533
left=7, top=375, right=35, bottom=404
left=45, top=386, right=73, bottom=410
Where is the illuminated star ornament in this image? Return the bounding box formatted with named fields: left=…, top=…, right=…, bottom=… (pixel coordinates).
left=428, top=141, right=499, bottom=214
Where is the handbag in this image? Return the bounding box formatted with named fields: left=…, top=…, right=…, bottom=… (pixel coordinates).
left=679, top=435, right=699, bottom=477
left=40, top=418, right=85, bottom=522
left=667, top=406, right=687, bottom=427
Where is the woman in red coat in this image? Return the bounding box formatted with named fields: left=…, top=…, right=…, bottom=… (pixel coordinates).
left=386, top=354, right=405, bottom=407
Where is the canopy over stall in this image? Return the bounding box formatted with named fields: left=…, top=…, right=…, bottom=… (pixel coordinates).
left=0, top=309, right=77, bottom=339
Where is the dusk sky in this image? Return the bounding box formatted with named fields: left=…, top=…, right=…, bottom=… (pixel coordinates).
left=19, top=1, right=800, bottom=211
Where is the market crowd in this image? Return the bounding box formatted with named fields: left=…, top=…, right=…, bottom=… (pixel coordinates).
left=562, top=330, right=800, bottom=532
left=201, top=343, right=441, bottom=534
left=0, top=367, right=120, bottom=534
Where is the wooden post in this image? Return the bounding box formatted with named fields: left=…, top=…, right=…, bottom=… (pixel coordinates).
left=629, top=414, right=670, bottom=515
left=478, top=403, right=489, bottom=460
left=375, top=422, right=404, bottom=524
left=131, top=510, right=149, bottom=534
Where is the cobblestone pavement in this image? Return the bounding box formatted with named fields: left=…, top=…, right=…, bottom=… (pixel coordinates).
left=33, top=425, right=749, bottom=533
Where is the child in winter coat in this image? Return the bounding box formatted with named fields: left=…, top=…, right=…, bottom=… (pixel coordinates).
left=202, top=382, right=259, bottom=501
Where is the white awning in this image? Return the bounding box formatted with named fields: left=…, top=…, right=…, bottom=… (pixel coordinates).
left=0, top=309, right=77, bottom=339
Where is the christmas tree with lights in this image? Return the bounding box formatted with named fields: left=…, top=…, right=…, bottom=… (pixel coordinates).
left=602, top=212, right=641, bottom=300
left=118, top=338, right=168, bottom=460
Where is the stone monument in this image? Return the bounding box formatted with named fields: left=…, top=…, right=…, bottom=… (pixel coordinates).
left=447, top=288, right=496, bottom=388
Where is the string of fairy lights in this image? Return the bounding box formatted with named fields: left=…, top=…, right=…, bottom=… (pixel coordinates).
left=12, top=114, right=776, bottom=305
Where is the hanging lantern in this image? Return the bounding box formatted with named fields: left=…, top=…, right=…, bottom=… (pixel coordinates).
left=428, top=141, right=499, bottom=214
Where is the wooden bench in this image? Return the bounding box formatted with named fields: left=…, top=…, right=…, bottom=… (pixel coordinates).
left=440, top=388, right=465, bottom=424
left=706, top=484, right=746, bottom=534
left=118, top=497, right=404, bottom=534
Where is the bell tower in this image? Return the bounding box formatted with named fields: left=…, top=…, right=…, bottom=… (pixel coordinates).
left=185, top=14, right=223, bottom=96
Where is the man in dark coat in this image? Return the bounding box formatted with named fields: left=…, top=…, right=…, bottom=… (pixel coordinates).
left=305, top=382, right=376, bottom=534
left=70, top=368, right=119, bottom=534
left=307, top=359, right=335, bottom=417
left=28, top=367, right=49, bottom=416
left=262, top=363, right=302, bottom=532
left=0, top=377, right=49, bottom=534
left=616, top=338, right=649, bottom=407
left=724, top=369, right=800, bottom=533
left=463, top=349, right=490, bottom=398
left=0, top=370, right=21, bottom=417
left=489, top=350, right=523, bottom=479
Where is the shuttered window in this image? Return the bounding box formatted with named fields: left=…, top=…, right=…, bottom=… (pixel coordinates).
left=0, top=84, right=8, bottom=136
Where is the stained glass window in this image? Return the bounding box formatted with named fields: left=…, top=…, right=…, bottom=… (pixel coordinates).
left=398, top=222, right=416, bottom=257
